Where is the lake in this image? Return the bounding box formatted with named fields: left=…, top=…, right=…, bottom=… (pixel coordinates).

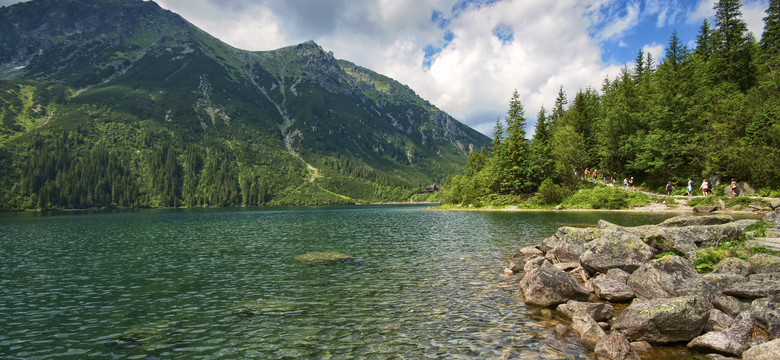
left=1, top=206, right=683, bottom=359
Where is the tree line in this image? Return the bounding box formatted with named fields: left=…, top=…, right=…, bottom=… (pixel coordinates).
left=443, top=0, right=780, bottom=205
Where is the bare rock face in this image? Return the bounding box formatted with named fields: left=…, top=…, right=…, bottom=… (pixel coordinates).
left=705, top=308, right=735, bottom=333
left=592, top=277, right=636, bottom=302
left=612, top=296, right=712, bottom=344
left=741, top=338, right=780, bottom=360
left=579, top=232, right=655, bottom=275
left=747, top=253, right=780, bottom=274
left=541, top=226, right=608, bottom=263
left=723, top=279, right=780, bottom=299
left=751, top=295, right=780, bottom=339
left=556, top=300, right=614, bottom=322
left=626, top=255, right=699, bottom=300
left=594, top=332, right=641, bottom=360
left=687, top=311, right=755, bottom=356
left=713, top=295, right=753, bottom=317
left=519, top=266, right=590, bottom=307
left=713, top=257, right=753, bottom=275
left=571, top=315, right=607, bottom=350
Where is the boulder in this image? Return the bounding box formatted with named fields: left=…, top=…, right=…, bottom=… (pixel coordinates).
left=507, top=260, right=522, bottom=273
left=723, top=280, right=780, bottom=299
left=749, top=272, right=780, bottom=282
left=699, top=273, right=746, bottom=293
left=629, top=341, right=653, bottom=354
left=554, top=262, right=580, bottom=271
left=694, top=206, right=718, bottom=213
left=713, top=295, right=753, bottom=317
left=751, top=295, right=780, bottom=339
left=626, top=255, right=699, bottom=300
left=613, top=296, right=712, bottom=344
left=766, top=208, right=780, bottom=225
left=747, top=253, right=780, bottom=274
left=556, top=300, right=614, bottom=322
left=519, top=266, right=590, bottom=307
left=687, top=311, right=755, bottom=356
left=605, top=268, right=632, bottom=284
left=705, top=308, right=734, bottom=333
left=657, top=222, right=750, bottom=249
left=515, top=245, right=544, bottom=257
left=742, top=339, right=780, bottom=360
left=712, top=257, right=753, bottom=276
left=592, top=277, right=635, bottom=302
left=572, top=315, right=607, bottom=350
left=659, top=215, right=735, bottom=227
left=597, top=219, right=625, bottom=231
left=642, top=231, right=698, bottom=259
left=523, top=255, right=553, bottom=273
left=542, top=227, right=611, bottom=263
left=594, top=331, right=640, bottom=360
left=579, top=232, right=656, bottom=275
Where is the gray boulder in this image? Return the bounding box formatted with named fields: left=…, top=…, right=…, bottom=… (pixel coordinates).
left=556, top=300, right=614, bottom=322
left=687, top=311, right=755, bottom=356
left=641, top=231, right=698, bottom=258
left=592, top=277, right=636, bottom=302
left=723, top=279, right=780, bottom=299
left=742, top=339, right=780, bottom=360
left=605, top=268, right=632, bottom=284
left=747, top=253, right=780, bottom=274
left=705, top=308, right=734, bottom=333
left=594, top=332, right=640, bottom=360
left=657, top=222, right=750, bottom=249
left=540, top=226, right=606, bottom=254
left=751, top=295, right=780, bottom=339
left=519, top=266, right=590, bottom=307
left=579, top=232, right=656, bottom=275
left=694, top=206, right=718, bottom=213
left=659, top=215, right=735, bottom=227
left=613, top=296, right=712, bottom=344
left=713, top=257, right=753, bottom=275
left=713, top=295, right=753, bottom=317
left=522, top=255, right=553, bottom=273
left=514, top=245, right=544, bottom=257
left=572, top=315, right=607, bottom=350
left=749, top=272, right=780, bottom=282
left=626, top=255, right=699, bottom=300
left=766, top=209, right=780, bottom=225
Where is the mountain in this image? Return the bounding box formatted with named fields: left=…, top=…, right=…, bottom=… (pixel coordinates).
left=0, top=0, right=490, bottom=209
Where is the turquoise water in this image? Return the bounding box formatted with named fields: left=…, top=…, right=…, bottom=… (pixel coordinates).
left=0, top=206, right=675, bottom=359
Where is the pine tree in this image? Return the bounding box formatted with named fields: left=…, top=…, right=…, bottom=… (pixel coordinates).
left=762, top=0, right=780, bottom=59
left=711, top=0, right=755, bottom=90
left=695, top=19, right=713, bottom=60
left=665, top=30, right=690, bottom=69
left=501, top=89, right=530, bottom=193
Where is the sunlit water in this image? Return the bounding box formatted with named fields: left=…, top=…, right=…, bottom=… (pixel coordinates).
left=1, top=206, right=686, bottom=359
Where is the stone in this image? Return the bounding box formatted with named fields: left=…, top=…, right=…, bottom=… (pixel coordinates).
left=723, top=280, right=780, bottom=299
left=751, top=295, right=780, bottom=339
left=629, top=341, right=652, bottom=354
left=597, top=219, right=624, bottom=231
left=571, top=315, right=607, bottom=350
left=612, top=296, right=712, bottom=344
left=292, top=252, right=354, bottom=264
left=713, top=295, right=753, bottom=318
left=705, top=308, right=734, bottom=333
left=515, top=245, right=544, bottom=257
left=579, top=232, right=656, bottom=275
left=700, top=273, right=748, bottom=293
left=713, top=257, right=753, bottom=275
left=507, top=260, right=522, bottom=273
left=687, top=311, right=755, bottom=356
left=554, top=262, right=580, bottom=271
left=705, top=354, right=738, bottom=360
left=556, top=300, right=614, bottom=322
left=741, top=338, right=780, bottom=360
left=592, top=277, right=635, bottom=302
left=656, top=222, right=751, bottom=249
left=626, top=255, right=699, bottom=300
left=522, top=255, right=552, bottom=273
left=605, top=268, right=632, bottom=284
left=554, top=324, right=569, bottom=338
left=766, top=209, right=780, bottom=224
left=694, top=206, right=718, bottom=213
left=749, top=272, right=780, bottom=282
left=542, top=227, right=609, bottom=263
left=519, top=266, right=590, bottom=307
left=747, top=253, right=780, bottom=274
left=594, top=331, right=640, bottom=360
left=659, top=215, right=735, bottom=227
left=642, top=231, right=698, bottom=258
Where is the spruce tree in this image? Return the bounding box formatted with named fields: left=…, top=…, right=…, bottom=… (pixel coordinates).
left=762, top=0, right=780, bottom=58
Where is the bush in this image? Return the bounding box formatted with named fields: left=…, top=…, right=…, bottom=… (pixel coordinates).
left=536, top=179, right=571, bottom=205
left=561, top=185, right=649, bottom=210
left=691, top=249, right=722, bottom=273
left=756, top=188, right=780, bottom=198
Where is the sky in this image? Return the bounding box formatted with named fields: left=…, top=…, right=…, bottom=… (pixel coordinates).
left=0, top=0, right=771, bottom=136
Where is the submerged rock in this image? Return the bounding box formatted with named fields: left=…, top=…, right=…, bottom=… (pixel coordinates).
left=571, top=315, right=607, bottom=350
left=293, top=252, right=355, bottom=264
left=687, top=311, right=755, bottom=356
left=556, top=300, right=614, bottom=322
left=595, top=332, right=641, bottom=360
left=612, top=296, right=712, bottom=344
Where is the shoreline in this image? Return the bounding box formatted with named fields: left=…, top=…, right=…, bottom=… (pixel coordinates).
left=429, top=205, right=767, bottom=216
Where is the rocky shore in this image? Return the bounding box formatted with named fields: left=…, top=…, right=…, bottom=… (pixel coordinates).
left=506, top=209, right=780, bottom=359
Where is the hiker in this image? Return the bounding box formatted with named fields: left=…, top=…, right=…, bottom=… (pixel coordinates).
left=584, top=168, right=590, bottom=179
left=731, top=179, right=738, bottom=197
left=593, top=169, right=598, bottom=181
left=687, top=178, right=694, bottom=196
left=628, top=177, right=634, bottom=187
left=666, top=181, right=673, bottom=195
left=623, top=177, right=628, bottom=187
left=700, top=179, right=710, bottom=197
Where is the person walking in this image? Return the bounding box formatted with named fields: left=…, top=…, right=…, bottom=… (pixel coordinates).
left=700, top=179, right=710, bottom=197
left=687, top=178, right=694, bottom=196
left=666, top=181, right=674, bottom=195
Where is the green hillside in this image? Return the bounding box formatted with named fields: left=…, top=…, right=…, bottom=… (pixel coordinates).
left=0, top=0, right=489, bottom=209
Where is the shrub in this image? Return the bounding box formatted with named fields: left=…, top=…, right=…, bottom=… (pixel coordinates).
left=536, top=179, right=571, bottom=205
left=691, top=249, right=722, bottom=273
left=749, top=246, right=775, bottom=255
left=561, top=185, right=649, bottom=210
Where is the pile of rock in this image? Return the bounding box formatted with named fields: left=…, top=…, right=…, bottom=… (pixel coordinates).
left=507, top=209, right=780, bottom=359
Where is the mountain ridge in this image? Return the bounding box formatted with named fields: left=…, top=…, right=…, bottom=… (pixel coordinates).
left=0, top=0, right=490, bottom=209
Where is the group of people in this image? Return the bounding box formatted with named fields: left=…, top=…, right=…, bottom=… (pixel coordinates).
left=576, top=167, right=739, bottom=198
left=672, top=178, right=739, bottom=197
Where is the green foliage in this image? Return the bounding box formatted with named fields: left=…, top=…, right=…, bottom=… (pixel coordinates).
left=561, top=186, right=650, bottom=210
left=655, top=252, right=678, bottom=259
left=535, top=179, right=571, bottom=205
left=691, top=249, right=723, bottom=273
left=749, top=246, right=776, bottom=255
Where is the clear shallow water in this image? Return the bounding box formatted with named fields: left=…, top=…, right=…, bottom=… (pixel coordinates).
left=1, top=206, right=677, bottom=359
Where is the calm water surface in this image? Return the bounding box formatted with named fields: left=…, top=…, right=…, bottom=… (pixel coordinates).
left=1, top=206, right=684, bottom=359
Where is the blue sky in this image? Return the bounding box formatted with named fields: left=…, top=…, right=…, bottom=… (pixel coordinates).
left=0, top=0, right=771, bottom=136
